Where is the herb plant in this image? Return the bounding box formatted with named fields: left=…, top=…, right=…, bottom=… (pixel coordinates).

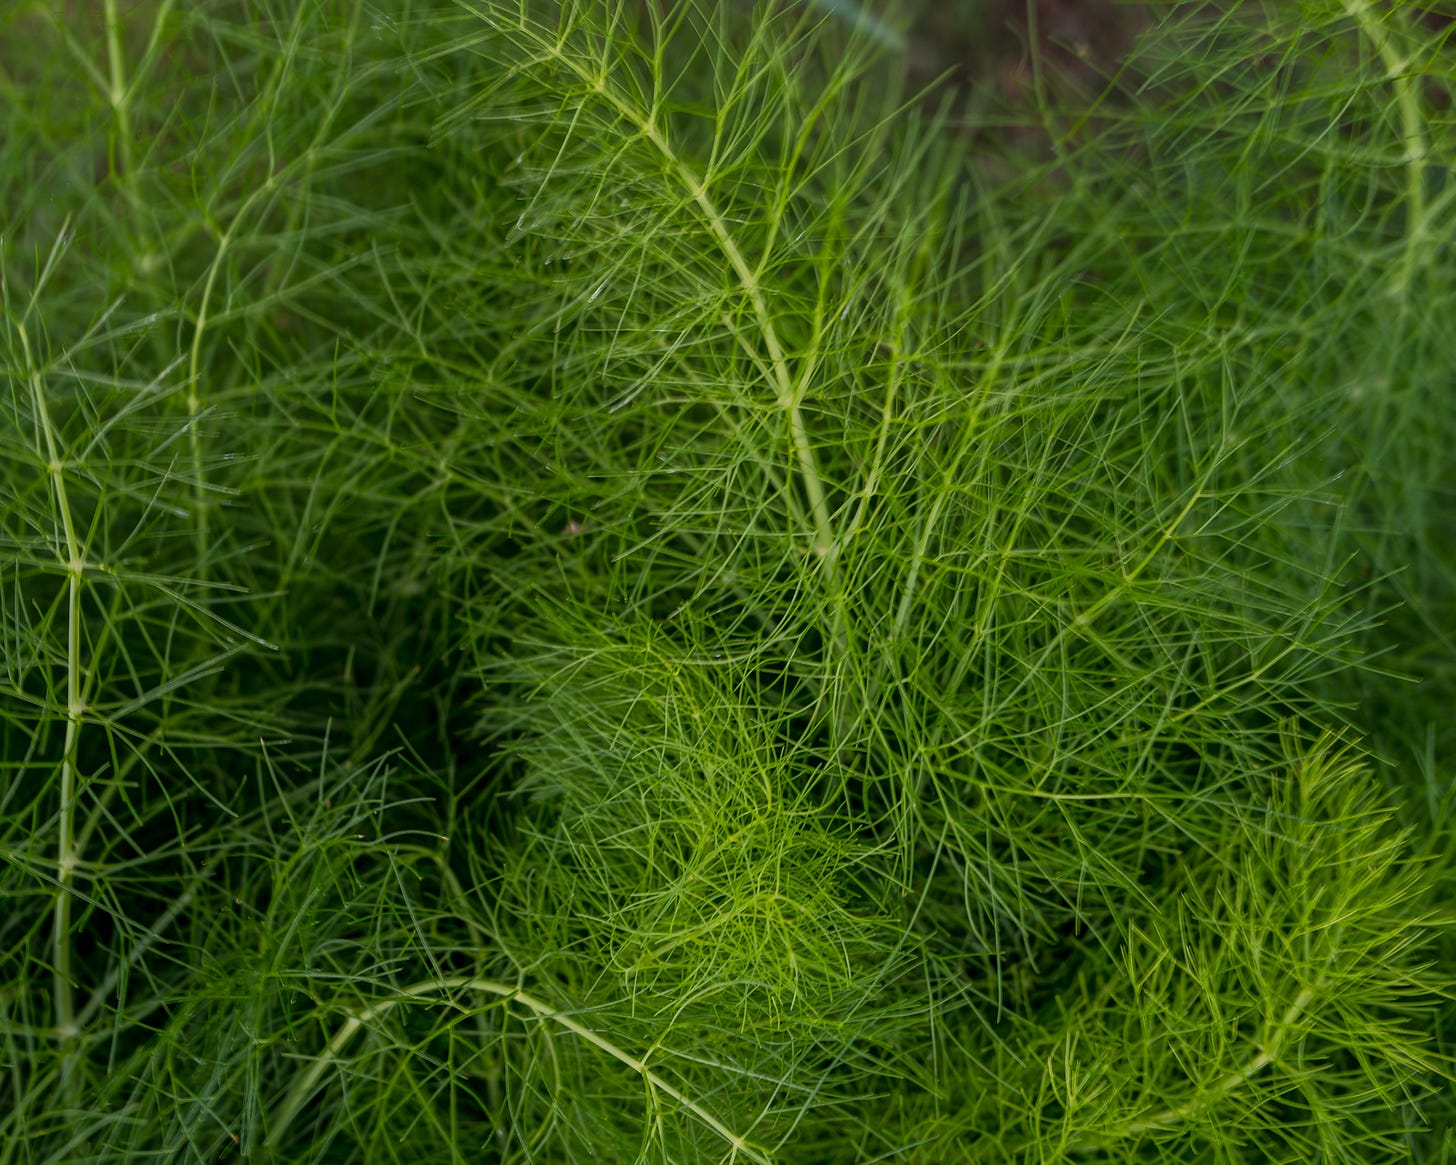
left=1, top=0, right=1452, bottom=1161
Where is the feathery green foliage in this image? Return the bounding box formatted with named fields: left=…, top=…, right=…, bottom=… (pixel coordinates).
left=1, top=0, right=1452, bottom=1160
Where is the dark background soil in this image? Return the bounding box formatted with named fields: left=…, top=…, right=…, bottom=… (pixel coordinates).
left=902, top=0, right=1151, bottom=102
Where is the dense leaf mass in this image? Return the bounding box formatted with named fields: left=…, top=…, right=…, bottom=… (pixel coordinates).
left=1, top=1, right=1452, bottom=1161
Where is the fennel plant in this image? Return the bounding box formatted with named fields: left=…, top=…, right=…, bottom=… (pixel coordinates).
left=1, top=0, right=1452, bottom=1161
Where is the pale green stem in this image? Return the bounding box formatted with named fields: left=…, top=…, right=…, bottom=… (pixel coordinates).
left=185, top=231, right=230, bottom=558
left=18, top=322, right=85, bottom=1092
left=268, top=975, right=770, bottom=1164
left=184, top=0, right=339, bottom=564
left=1341, top=0, right=1430, bottom=296
left=103, top=0, right=136, bottom=192
left=647, top=133, right=831, bottom=560
left=657, top=145, right=837, bottom=567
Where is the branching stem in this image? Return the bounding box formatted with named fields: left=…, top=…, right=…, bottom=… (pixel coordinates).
left=102, top=0, right=136, bottom=192
left=1077, top=983, right=1321, bottom=1149
left=474, top=3, right=842, bottom=568
left=18, top=321, right=85, bottom=1093
left=269, top=975, right=770, bottom=1163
